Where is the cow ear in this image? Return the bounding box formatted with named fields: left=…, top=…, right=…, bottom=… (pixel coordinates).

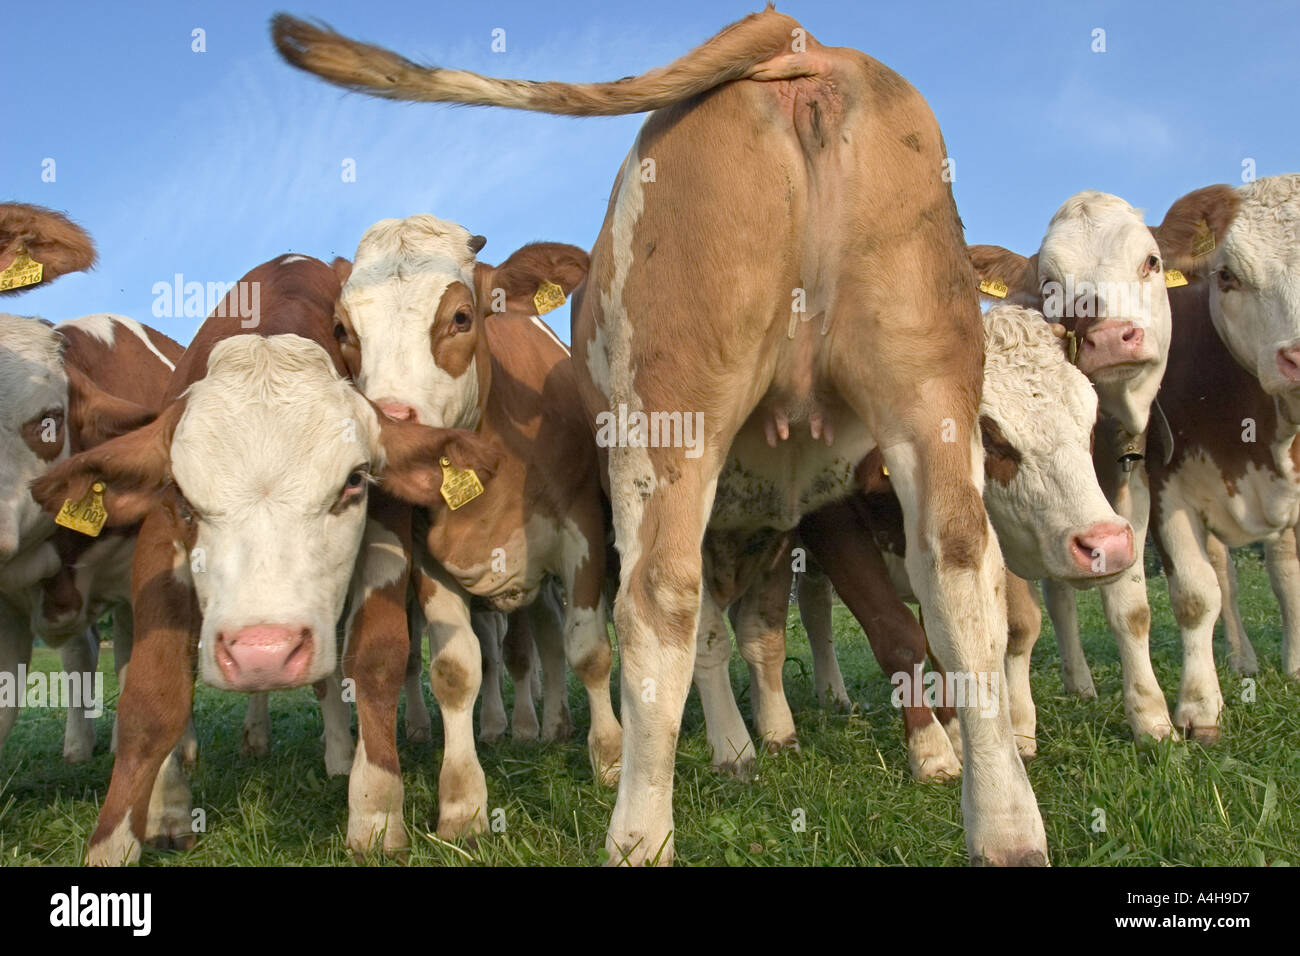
left=969, top=245, right=1040, bottom=307
left=474, top=242, right=590, bottom=317
left=374, top=416, right=501, bottom=509
left=1152, top=184, right=1242, bottom=275
left=331, top=256, right=353, bottom=286
left=30, top=401, right=181, bottom=528
left=65, top=365, right=160, bottom=452
left=0, top=203, right=96, bottom=294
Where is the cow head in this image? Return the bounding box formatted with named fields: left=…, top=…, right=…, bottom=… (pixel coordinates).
left=971, top=191, right=1172, bottom=436
left=0, top=203, right=96, bottom=294
left=31, top=333, right=498, bottom=692
left=334, top=214, right=588, bottom=427
left=1154, top=175, right=1300, bottom=417
left=0, top=315, right=154, bottom=585
left=978, top=305, right=1134, bottom=585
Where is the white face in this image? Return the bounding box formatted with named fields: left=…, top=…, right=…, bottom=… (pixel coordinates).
left=0, top=316, right=67, bottom=580
left=1036, top=191, right=1172, bottom=435
left=170, top=334, right=384, bottom=692
left=979, top=306, right=1134, bottom=584
left=340, top=215, right=482, bottom=430
left=1206, top=175, right=1300, bottom=415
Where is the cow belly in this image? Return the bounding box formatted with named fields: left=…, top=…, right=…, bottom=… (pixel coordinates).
left=1173, top=453, right=1300, bottom=546
left=710, top=417, right=875, bottom=533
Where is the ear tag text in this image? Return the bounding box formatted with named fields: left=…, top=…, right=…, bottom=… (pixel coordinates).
left=55, top=481, right=108, bottom=537
left=439, top=457, right=484, bottom=511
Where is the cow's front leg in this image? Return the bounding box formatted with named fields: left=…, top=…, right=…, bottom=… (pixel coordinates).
left=1265, top=525, right=1300, bottom=679
left=1207, top=534, right=1258, bottom=675
left=692, top=589, right=755, bottom=778
left=416, top=565, right=487, bottom=840
left=797, top=565, right=853, bottom=712
left=1004, top=572, right=1041, bottom=762
left=732, top=550, right=798, bottom=753
left=343, top=505, right=411, bottom=856
left=1099, top=477, right=1175, bottom=743
left=0, top=600, right=34, bottom=757
left=60, top=627, right=99, bottom=763
left=88, top=513, right=197, bottom=866
left=560, top=537, right=623, bottom=784
left=1157, top=510, right=1225, bottom=743
left=317, top=668, right=355, bottom=776
left=1042, top=578, right=1096, bottom=698
left=241, top=692, right=270, bottom=756
left=884, top=424, right=1047, bottom=866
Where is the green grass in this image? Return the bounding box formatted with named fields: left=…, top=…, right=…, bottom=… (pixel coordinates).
left=2, top=548, right=1297, bottom=866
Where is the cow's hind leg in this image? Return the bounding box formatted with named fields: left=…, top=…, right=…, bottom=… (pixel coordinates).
left=606, top=451, right=721, bottom=867
left=733, top=551, right=798, bottom=752
left=241, top=692, right=270, bottom=756
left=503, top=610, right=540, bottom=739
left=403, top=604, right=433, bottom=743
left=475, top=610, right=508, bottom=743
left=1208, top=534, right=1258, bottom=676
left=0, top=602, right=33, bottom=757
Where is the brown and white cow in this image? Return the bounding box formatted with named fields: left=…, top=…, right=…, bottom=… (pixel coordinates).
left=332, top=219, right=621, bottom=840
left=1, top=312, right=183, bottom=764
left=697, top=304, right=1133, bottom=779
left=31, top=254, right=498, bottom=864
left=969, top=190, right=1178, bottom=742
left=276, top=9, right=1047, bottom=865
left=972, top=175, right=1300, bottom=741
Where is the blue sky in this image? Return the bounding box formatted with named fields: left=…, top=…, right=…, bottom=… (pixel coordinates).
left=5, top=0, right=1297, bottom=345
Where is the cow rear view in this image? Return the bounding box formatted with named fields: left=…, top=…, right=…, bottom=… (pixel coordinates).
left=274, top=8, right=1047, bottom=866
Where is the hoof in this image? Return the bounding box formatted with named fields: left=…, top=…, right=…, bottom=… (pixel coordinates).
left=972, top=848, right=1049, bottom=867
left=405, top=723, right=433, bottom=745
left=713, top=754, right=756, bottom=783
left=763, top=734, right=800, bottom=755
left=1185, top=724, right=1221, bottom=746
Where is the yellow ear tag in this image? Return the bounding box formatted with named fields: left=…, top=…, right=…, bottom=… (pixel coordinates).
left=0, top=247, right=44, bottom=292
left=533, top=280, right=566, bottom=315
left=1066, top=329, right=1080, bottom=365
left=881, top=464, right=890, bottom=477
left=978, top=278, right=1008, bottom=299
left=1164, top=269, right=1188, bottom=288
left=55, top=481, right=107, bottom=537
left=1192, top=219, right=1216, bottom=258
left=439, top=456, right=484, bottom=511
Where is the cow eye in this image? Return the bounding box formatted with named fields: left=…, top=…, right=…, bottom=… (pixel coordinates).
left=333, top=322, right=349, bottom=341
left=1144, top=254, right=1161, bottom=276
left=451, top=310, right=472, bottom=332
left=345, top=470, right=366, bottom=490
left=1218, top=267, right=1239, bottom=289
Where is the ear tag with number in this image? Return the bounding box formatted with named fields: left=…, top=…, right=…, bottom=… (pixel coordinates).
left=533, top=280, right=566, bottom=315
left=1192, top=219, right=1216, bottom=258
left=978, top=278, right=1009, bottom=299
left=439, top=457, right=484, bottom=511
left=55, top=481, right=107, bottom=537
left=0, top=247, right=44, bottom=292
left=1164, top=269, right=1188, bottom=288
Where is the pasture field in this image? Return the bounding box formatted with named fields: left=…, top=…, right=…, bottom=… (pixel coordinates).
left=1, top=548, right=1296, bottom=867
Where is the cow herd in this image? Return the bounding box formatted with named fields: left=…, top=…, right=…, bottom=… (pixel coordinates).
left=2, top=10, right=1298, bottom=866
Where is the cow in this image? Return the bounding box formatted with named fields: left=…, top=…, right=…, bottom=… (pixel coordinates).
left=0, top=203, right=96, bottom=296
left=695, top=304, right=1133, bottom=779
left=331, top=220, right=621, bottom=840
left=30, top=254, right=498, bottom=864
left=970, top=175, right=1300, bottom=742
left=274, top=8, right=1048, bottom=865
left=969, top=190, right=1178, bottom=742
left=1, top=312, right=183, bottom=763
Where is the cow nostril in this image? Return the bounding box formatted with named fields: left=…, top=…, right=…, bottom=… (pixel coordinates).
left=1121, top=327, right=1141, bottom=343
